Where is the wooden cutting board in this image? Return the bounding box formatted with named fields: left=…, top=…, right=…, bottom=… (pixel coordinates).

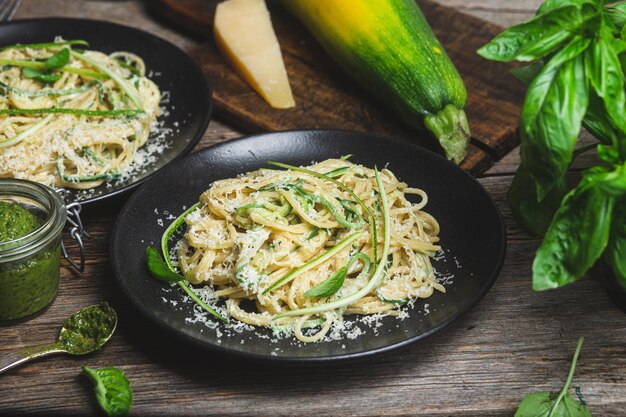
left=152, top=0, right=525, bottom=175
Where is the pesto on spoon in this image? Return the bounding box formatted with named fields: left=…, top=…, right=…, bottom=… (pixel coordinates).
left=0, top=302, right=117, bottom=374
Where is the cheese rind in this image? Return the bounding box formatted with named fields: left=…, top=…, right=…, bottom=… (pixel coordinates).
left=214, top=0, right=295, bottom=109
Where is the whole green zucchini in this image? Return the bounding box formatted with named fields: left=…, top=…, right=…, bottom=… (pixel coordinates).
left=280, top=0, right=470, bottom=162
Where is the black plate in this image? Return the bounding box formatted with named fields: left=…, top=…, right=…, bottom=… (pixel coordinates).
left=111, top=130, right=506, bottom=362
left=0, top=18, right=212, bottom=205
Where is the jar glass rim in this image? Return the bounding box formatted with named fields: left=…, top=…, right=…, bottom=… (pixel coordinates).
left=0, top=179, right=66, bottom=261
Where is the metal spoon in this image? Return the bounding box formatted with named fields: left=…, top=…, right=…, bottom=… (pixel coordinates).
left=0, top=303, right=117, bottom=375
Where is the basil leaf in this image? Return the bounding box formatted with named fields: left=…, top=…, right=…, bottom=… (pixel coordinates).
left=605, top=197, right=626, bottom=289
left=514, top=338, right=590, bottom=417
left=583, top=90, right=622, bottom=145
left=515, top=392, right=591, bottom=417
left=82, top=366, right=133, bottom=417
left=537, top=0, right=593, bottom=15
left=508, top=163, right=567, bottom=235
left=533, top=171, right=614, bottom=291
left=608, top=3, right=626, bottom=29
left=521, top=36, right=590, bottom=201
left=597, top=144, right=620, bottom=163
left=305, top=266, right=347, bottom=298
left=45, top=47, right=70, bottom=69
left=22, top=67, right=62, bottom=84
left=585, top=25, right=626, bottom=135
left=146, top=246, right=183, bottom=283
left=477, top=6, right=582, bottom=62
left=511, top=60, right=545, bottom=85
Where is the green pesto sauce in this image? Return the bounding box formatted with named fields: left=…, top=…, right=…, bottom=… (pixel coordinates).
left=0, top=202, right=60, bottom=321
left=59, top=302, right=116, bottom=354
left=0, top=201, right=43, bottom=242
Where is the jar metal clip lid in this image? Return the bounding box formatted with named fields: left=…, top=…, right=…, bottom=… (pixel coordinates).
left=60, top=201, right=90, bottom=273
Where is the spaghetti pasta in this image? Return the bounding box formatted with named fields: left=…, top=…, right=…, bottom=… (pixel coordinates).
left=0, top=39, right=161, bottom=189
left=175, top=159, right=445, bottom=343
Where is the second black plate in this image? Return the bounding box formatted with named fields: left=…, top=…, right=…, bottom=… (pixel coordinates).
left=111, top=130, right=506, bottom=362
left=0, top=18, right=212, bottom=205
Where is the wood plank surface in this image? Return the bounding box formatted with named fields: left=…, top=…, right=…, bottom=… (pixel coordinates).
left=1, top=1, right=625, bottom=416
left=154, top=0, right=526, bottom=175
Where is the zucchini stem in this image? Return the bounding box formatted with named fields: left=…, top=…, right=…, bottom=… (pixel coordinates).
left=424, top=104, right=470, bottom=163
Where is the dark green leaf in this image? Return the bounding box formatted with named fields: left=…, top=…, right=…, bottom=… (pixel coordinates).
left=583, top=90, right=622, bottom=145
left=597, top=144, right=620, bottom=163
left=605, top=197, right=626, bottom=289
left=146, top=246, right=183, bottom=283
left=585, top=25, right=626, bottom=136
left=514, top=392, right=557, bottom=416
left=608, top=3, right=626, bottom=29
left=537, top=0, right=592, bottom=15
left=533, top=171, right=614, bottom=291
left=508, top=162, right=568, bottom=235
left=511, top=60, right=545, bottom=84
left=521, top=36, right=590, bottom=201
left=45, top=47, right=70, bottom=69
left=593, top=162, right=626, bottom=196
left=22, top=67, right=61, bottom=84
left=81, top=366, right=132, bottom=417
left=305, top=266, right=347, bottom=298
left=515, top=392, right=592, bottom=416
left=477, top=6, right=582, bottom=62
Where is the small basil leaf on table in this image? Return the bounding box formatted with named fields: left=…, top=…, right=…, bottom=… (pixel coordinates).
left=45, top=47, right=70, bottom=69
left=477, top=6, right=582, bottom=62
left=514, top=337, right=590, bottom=417
left=515, top=392, right=592, bottom=417
left=533, top=170, right=614, bottom=291
left=520, top=36, right=590, bottom=201
left=605, top=197, right=626, bottom=289
left=22, top=67, right=62, bottom=84
left=82, top=366, right=133, bottom=417
left=146, top=246, right=183, bottom=283
left=508, top=163, right=567, bottom=235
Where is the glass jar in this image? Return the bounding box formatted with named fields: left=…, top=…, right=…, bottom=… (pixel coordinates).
left=0, top=179, right=66, bottom=322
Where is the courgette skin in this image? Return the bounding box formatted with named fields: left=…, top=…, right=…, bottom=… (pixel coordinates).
left=280, top=0, right=470, bottom=162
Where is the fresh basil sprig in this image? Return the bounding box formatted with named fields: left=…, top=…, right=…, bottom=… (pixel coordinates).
left=479, top=0, right=626, bottom=290
left=21, top=48, right=71, bottom=84
left=45, top=47, right=70, bottom=69
left=145, top=245, right=229, bottom=323
left=304, top=252, right=371, bottom=298
left=514, top=337, right=590, bottom=417
left=22, top=67, right=62, bottom=84
left=81, top=366, right=133, bottom=417
left=146, top=246, right=184, bottom=283
left=304, top=266, right=348, bottom=298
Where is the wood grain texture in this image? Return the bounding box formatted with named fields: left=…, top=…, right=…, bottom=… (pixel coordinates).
left=154, top=0, right=526, bottom=175
left=1, top=1, right=625, bottom=416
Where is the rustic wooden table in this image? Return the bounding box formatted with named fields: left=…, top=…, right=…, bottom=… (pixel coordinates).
left=1, top=1, right=625, bottom=416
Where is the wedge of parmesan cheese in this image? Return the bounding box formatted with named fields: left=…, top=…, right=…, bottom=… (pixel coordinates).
left=214, top=0, right=295, bottom=109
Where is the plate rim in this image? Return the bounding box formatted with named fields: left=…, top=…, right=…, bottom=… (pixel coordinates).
left=111, top=129, right=507, bottom=363
left=0, top=17, right=213, bottom=206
